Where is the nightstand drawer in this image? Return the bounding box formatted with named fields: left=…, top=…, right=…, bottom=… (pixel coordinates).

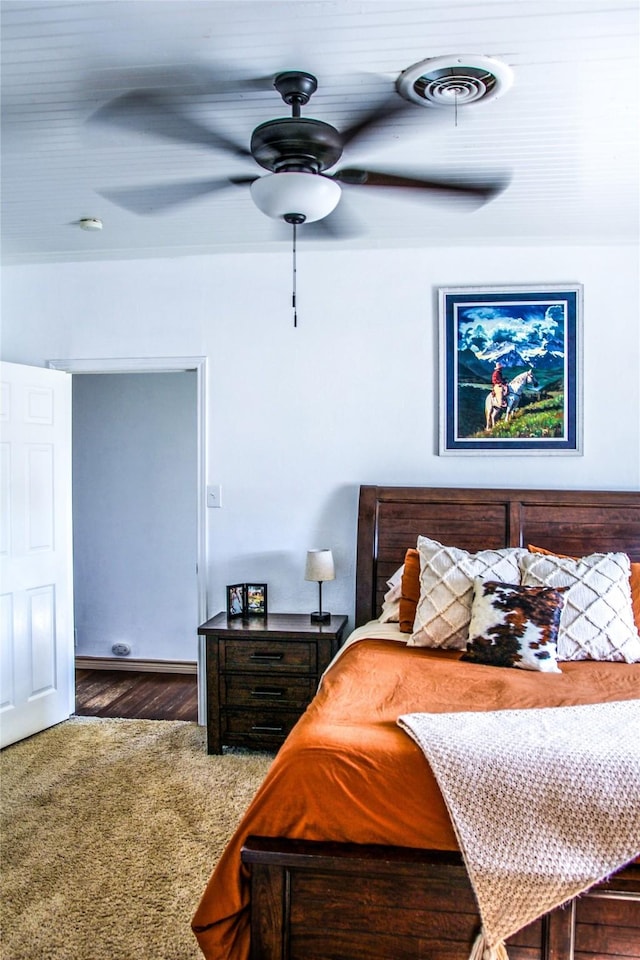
left=223, top=674, right=316, bottom=708
left=221, top=638, right=316, bottom=673
left=222, top=709, right=303, bottom=744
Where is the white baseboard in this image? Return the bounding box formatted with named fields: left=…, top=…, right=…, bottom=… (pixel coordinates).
left=75, top=656, right=197, bottom=675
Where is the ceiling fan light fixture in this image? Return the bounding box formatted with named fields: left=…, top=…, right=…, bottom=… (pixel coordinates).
left=250, top=172, right=341, bottom=224
left=397, top=54, right=513, bottom=107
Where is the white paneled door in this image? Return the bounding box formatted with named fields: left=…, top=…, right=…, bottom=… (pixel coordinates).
left=0, top=361, right=74, bottom=748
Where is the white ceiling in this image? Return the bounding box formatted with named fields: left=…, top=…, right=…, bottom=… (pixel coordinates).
left=1, top=0, right=638, bottom=264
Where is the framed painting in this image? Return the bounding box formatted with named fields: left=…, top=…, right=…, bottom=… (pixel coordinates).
left=438, top=284, right=583, bottom=455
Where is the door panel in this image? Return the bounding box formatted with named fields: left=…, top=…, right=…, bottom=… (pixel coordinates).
left=0, top=361, right=73, bottom=748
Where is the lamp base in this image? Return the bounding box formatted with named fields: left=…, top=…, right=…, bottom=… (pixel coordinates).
left=310, top=611, right=331, bottom=623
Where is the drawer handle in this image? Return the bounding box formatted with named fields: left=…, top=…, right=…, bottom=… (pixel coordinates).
left=251, top=688, right=284, bottom=699
left=251, top=724, right=284, bottom=733
left=249, top=652, right=284, bottom=662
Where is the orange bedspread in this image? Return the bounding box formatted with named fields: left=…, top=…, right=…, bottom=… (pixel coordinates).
left=191, top=634, right=640, bottom=960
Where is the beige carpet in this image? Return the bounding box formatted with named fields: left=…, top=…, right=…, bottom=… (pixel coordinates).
left=0, top=717, right=274, bottom=960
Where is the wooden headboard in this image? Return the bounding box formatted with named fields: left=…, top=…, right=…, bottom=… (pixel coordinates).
left=355, top=485, right=640, bottom=626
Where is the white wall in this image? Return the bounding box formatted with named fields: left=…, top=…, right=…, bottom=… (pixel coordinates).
left=72, top=372, right=197, bottom=660
left=2, top=243, right=639, bottom=635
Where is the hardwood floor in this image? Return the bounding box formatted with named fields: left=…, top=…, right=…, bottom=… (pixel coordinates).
left=74, top=669, right=198, bottom=721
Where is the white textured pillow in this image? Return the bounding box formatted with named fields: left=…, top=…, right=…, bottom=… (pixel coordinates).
left=379, top=565, right=404, bottom=621
left=519, top=552, right=640, bottom=662
left=410, top=536, right=526, bottom=649
left=379, top=598, right=400, bottom=623
left=384, top=566, right=404, bottom=603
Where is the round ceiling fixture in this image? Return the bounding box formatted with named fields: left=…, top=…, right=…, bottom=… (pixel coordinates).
left=397, top=55, right=513, bottom=108
left=79, top=217, right=103, bottom=231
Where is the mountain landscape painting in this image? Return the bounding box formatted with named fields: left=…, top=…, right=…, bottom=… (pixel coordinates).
left=439, top=286, right=582, bottom=455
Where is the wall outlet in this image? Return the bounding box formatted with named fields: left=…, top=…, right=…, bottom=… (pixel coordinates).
left=112, top=642, right=131, bottom=657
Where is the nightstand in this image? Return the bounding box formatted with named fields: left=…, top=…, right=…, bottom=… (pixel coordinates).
left=198, top=612, right=348, bottom=754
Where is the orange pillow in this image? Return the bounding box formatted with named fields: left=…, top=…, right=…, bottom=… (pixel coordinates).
left=528, top=544, right=640, bottom=633
left=399, top=548, right=420, bottom=633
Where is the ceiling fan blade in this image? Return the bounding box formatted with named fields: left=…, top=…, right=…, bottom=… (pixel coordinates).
left=228, top=175, right=259, bottom=186
left=339, top=98, right=415, bottom=148
left=90, top=91, right=251, bottom=158
left=332, top=168, right=510, bottom=204
left=92, top=65, right=277, bottom=100
left=98, top=177, right=249, bottom=215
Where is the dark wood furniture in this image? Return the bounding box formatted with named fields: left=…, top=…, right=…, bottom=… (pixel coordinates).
left=242, top=486, right=640, bottom=960
left=243, top=838, right=640, bottom=960
left=198, top=612, right=348, bottom=754
left=355, top=485, right=640, bottom=628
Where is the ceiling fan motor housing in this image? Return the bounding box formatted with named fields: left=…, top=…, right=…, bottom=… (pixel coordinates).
left=251, top=118, right=343, bottom=173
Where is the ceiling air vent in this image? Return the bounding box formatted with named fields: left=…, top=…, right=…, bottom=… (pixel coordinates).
left=397, top=55, right=513, bottom=108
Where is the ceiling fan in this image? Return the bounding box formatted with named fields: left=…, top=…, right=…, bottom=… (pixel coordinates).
left=90, top=68, right=510, bottom=237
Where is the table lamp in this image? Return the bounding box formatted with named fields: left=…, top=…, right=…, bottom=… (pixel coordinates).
left=304, top=549, right=335, bottom=623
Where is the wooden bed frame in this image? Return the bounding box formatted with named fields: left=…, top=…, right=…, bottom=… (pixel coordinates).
left=242, top=486, right=640, bottom=960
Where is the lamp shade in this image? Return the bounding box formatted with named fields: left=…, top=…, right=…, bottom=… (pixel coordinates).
left=304, top=549, right=335, bottom=583
left=250, top=172, right=341, bottom=223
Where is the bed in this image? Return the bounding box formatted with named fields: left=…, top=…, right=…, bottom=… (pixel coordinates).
left=192, top=485, right=640, bottom=960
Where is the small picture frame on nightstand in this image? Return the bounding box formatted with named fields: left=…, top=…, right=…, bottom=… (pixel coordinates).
left=226, top=584, right=246, bottom=619
left=246, top=583, right=268, bottom=616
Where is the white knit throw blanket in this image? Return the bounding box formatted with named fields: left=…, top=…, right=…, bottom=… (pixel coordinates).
left=398, top=699, right=640, bottom=960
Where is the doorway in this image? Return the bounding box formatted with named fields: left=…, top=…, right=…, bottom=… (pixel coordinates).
left=49, top=357, right=208, bottom=723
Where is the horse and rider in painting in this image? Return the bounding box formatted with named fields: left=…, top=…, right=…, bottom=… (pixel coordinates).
left=485, top=365, right=539, bottom=431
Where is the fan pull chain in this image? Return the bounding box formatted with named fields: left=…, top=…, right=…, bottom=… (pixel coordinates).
left=292, top=221, right=298, bottom=328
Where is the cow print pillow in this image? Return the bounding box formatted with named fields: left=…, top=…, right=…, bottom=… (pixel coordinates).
left=461, top=579, right=567, bottom=672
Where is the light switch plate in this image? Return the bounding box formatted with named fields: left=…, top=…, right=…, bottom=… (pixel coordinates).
left=207, top=484, right=222, bottom=508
